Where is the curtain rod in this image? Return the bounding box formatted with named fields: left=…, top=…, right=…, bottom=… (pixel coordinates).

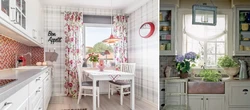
left=60, top=11, right=129, bottom=17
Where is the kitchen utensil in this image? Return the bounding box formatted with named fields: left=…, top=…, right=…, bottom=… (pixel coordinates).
left=239, top=60, right=248, bottom=80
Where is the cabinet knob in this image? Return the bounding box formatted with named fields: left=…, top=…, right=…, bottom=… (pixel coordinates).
left=201, top=98, right=203, bottom=100
left=206, top=98, right=208, bottom=100
left=36, top=77, right=41, bottom=81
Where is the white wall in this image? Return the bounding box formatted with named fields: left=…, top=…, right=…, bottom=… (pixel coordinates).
left=43, top=6, right=122, bottom=96
left=127, top=0, right=159, bottom=105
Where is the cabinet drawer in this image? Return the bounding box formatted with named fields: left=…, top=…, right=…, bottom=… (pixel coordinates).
left=165, top=83, right=182, bottom=93
left=229, top=108, right=250, bottom=110
left=0, top=85, right=29, bottom=110
left=34, top=98, right=43, bottom=110
left=230, top=86, right=250, bottom=106
left=29, top=84, right=43, bottom=110
left=29, top=76, right=43, bottom=94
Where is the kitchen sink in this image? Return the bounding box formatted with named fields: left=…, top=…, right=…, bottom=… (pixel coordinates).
left=0, top=79, right=17, bottom=87
left=14, top=66, right=47, bottom=70
left=188, top=79, right=225, bottom=94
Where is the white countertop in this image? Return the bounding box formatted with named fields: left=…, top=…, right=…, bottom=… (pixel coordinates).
left=0, top=66, right=49, bottom=102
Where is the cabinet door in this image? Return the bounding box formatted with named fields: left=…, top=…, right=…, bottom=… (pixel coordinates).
left=205, top=96, right=224, bottom=110
left=17, top=99, right=28, bottom=110
left=188, top=95, right=204, bottom=110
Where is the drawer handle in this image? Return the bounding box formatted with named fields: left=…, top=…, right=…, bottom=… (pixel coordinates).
left=206, top=98, right=208, bottom=100
left=36, top=87, right=41, bottom=93
left=243, top=89, right=248, bottom=95
left=1, top=102, right=13, bottom=110
left=46, top=77, right=49, bottom=81
left=201, top=98, right=203, bottom=100
left=161, top=88, right=165, bottom=91
left=36, top=77, right=41, bottom=81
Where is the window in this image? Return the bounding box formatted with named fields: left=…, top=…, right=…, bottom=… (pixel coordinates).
left=183, top=14, right=227, bottom=67
left=84, top=25, right=114, bottom=66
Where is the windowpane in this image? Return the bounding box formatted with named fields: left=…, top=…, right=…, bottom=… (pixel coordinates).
left=217, top=43, right=225, bottom=54
left=207, top=43, right=215, bottom=54
left=207, top=55, right=216, bottom=66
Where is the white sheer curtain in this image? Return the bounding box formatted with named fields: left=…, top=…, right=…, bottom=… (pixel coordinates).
left=184, top=14, right=227, bottom=41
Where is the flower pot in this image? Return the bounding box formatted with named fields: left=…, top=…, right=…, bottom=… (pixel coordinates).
left=180, top=72, right=189, bottom=79
left=223, top=67, right=240, bottom=80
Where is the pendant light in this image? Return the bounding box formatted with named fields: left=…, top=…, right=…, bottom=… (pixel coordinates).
left=102, top=0, right=121, bottom=44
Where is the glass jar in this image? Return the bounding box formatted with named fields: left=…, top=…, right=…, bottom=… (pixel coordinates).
left=240, top=12, right=245, bottom=22
left=160, top=12, right=163, bottom=21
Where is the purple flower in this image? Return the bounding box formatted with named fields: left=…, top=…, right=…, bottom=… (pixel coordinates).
left=185, top=52, right=196, bottom=59
left=176, top=55, right=185, bottom=62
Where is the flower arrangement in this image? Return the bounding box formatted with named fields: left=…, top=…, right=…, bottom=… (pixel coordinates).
left=88, top=53, right=99, bottom=62
left=176, top=52, right=198, bottom=74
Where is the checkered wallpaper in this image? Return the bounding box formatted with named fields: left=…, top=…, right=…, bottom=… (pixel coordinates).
left=43, top=6, right=122, bottom=96
left=0, top=35, right=44, bottom=70
left=127, top=0, right=159, bottom=104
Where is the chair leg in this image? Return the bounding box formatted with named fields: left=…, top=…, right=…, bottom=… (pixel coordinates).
left=77, top=89, right=82, bottom=104
left=97, top=88, right=100, bottom=108
left=108, top=83, right=111, bottom=99
left=120, top=87, right=123, bottom=105
left=111, top=84, right=114, bottom=95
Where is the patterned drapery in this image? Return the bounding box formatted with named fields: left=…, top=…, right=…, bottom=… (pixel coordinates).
left=113, top=15, right=128, bottom=69
left=64, top=12, right=83, bottom=98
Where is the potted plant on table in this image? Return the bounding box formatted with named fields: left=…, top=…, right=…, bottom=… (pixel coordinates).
left=217, top=56, right=239, bottom=80
left=89, top=53, right=99, bottom=67
left=176, top=52, right=197, bottom=79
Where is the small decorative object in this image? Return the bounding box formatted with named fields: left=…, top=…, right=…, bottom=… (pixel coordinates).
left=164, top=66, right=172, bottom=78
left=239, top=12, right=246, bottom=22
left=199, top=69, right=222, bottom=82
left=42, top=62, right=47, bottom=66
left=97, top=59, right=105, bottom=71
left=160, top=43, right=165, bottom=50
left=88, top=53, right=99, bottom=68
left=176, top=52, right=198, bottom=79
left=162, top=26, right=168, bottom=31
left=160, top=12, right=163, bottom=21
left=217, top=56, right=239, bottom=80
left=139, top=22, right=155, bottom=38
left=239, top=60, right=248, bottom=80
left=241, top=23, right=249, bottom=31
left=166, top=11, right=171, bottom=21
left=36, top=62, right=42, bottom=66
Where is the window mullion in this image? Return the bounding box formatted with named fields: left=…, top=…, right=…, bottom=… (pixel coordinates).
left=204, top=41, right=207, bottom=67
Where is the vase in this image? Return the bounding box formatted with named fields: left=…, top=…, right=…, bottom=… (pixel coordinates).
left=239, top=12, right=245, bottom=22
left=223, top=67, right=240, bottom=80
left=97, top=65, right=105, bottom=71
left=179, top=72, right=189, bottom=79
left=92, top=62, right=97, bottom=68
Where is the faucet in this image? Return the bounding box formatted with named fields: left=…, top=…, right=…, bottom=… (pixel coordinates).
left=15, top=52, right=32, bottom=68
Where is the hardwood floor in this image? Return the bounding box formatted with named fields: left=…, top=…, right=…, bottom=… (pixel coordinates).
left=48, top=94, right=157, bottom=110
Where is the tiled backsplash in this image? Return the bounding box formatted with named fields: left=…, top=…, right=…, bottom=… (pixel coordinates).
left=0, top=35, right=44, bottom=70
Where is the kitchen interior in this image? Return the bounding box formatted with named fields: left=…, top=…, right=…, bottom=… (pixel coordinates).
left=0, top=0, right=158, bottom=110
left=160, top=0, right=250, bottom=110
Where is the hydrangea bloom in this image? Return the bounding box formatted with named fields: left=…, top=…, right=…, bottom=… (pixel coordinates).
left=176, top=55, right=185, bottom=62
left=185, top=52, right=196, bottom=60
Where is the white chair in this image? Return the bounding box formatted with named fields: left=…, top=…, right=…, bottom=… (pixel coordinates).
left=108, top=63, right=136, bottom=105
left=163, top=78, right=189, bottom=110
left=77, top=65, right=100, bottom=108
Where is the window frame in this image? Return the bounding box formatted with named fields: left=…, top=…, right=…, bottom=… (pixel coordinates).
left=177, top=9, right=233, bottom=69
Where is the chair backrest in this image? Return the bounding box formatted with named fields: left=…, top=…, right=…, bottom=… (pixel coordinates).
left=77, top=64, right=83, bottom=87
left=120, top=63, right=136, bottom=74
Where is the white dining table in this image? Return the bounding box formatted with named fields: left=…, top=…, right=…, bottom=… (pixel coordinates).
left=83, top=69, right=135, bottom=110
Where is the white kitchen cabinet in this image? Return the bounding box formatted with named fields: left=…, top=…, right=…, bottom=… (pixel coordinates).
left=226, top=81, right=250, bottom=110
left=0, top=85, right=29, bottom=110
left=159, top=5, right=177, bottom=55
left=165, top=81, right=185, bottom=105
left=17, top=99, right=29, bottom=110
left=189, top=95, right=225, bottom=110
left=188, top=95, right=203, bottom=110
left=26, top=0, right=42, bottom=45
left=233, top=6, right=250, bottom=56
left=43, top=70, right=52, bottom=110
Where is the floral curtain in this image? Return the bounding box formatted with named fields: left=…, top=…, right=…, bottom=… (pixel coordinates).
left=64, top=12, right=83, bottom=98
left=113, top=15, right=128, bottom=70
